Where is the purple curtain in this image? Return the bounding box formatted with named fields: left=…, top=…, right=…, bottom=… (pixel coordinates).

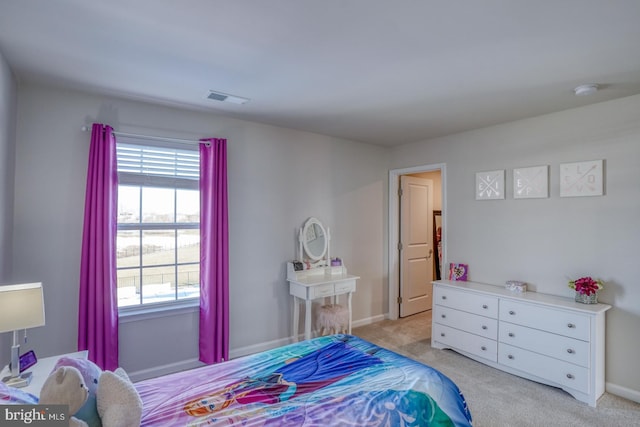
left=199, top=138, right=229, bottom=364
left=78, top=123, right=119, bottom=370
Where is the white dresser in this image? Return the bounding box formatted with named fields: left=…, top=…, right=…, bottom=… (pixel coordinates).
left=432, top=280, right=611, bottom=407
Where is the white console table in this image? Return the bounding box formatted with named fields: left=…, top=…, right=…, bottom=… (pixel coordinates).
left=287, top=262, right=358, bottom=341
left=1, top=350, right=88, bottom=397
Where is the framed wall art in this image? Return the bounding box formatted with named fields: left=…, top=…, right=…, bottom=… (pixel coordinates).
left=475, top=170, right=505, bottom=200
left=513, top=165, right=549, bottom=199
left=560, top=160, right=603, bottom=197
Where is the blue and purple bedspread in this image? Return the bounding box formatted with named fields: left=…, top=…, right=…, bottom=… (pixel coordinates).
left=136, top=335, right=472, bottom=426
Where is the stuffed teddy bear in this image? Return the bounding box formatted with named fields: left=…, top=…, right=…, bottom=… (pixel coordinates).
left=53, top=357, right=102, bottom=427
left=38, top=366, right=90, bottom=427
left=43, top=358, right=143, bottom=427
left=97, top=368, right=142, bottom=427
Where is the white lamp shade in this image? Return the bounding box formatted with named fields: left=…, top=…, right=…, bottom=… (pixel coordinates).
left=0, top=282, right=46, bottom=333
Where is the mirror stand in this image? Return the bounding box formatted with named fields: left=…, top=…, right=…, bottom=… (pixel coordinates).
left=287, top=217, right=360, bottom=341
left=298, top=228, right=330, bottom=267
left=297, top=217, right=331, bottom=268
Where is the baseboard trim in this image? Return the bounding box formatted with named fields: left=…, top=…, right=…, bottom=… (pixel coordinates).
left=129, top=358, right=204, bottom=382
left=128, top=314, right=390, bottom=382
left=229, top=314, right=388, bottom=359
left=229, top=336, right=293, bottom=360
left=606, top=382, right=640, bottom=404
left=352, top=314, right=387, bottom=328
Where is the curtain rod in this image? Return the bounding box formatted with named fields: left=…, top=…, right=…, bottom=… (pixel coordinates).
left=81, top=126, right=205, bottom=146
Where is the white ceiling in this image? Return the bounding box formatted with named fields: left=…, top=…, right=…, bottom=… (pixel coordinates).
left=2, top=1, right=640, bottom=146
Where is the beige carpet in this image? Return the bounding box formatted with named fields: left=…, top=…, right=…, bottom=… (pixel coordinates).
left=353, top=311, right=640, bottom=427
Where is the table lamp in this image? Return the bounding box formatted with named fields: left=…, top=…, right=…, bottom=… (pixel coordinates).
left=0, top=282, right=45, bottom=387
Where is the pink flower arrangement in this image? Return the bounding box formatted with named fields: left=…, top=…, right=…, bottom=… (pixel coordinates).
left=568, top=276, right=604, bottom=296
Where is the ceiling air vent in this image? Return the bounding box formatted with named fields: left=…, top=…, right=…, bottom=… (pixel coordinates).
left=207, top=90, right=250, bottom=105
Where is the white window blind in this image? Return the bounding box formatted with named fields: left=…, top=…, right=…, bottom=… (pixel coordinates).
left=117, top=143, right=199, bottom=178
left=117, top=142, right=199, bottom=189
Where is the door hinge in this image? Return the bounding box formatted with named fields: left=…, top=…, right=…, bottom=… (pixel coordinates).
left=398, top=187, right=403, bottom=197
left=398, top=242, right=403, bottom=251
left=397, top=296, right=403, bottom=304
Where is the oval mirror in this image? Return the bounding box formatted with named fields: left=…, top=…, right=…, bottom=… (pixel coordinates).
left=302, top=217, right=327, bottom=261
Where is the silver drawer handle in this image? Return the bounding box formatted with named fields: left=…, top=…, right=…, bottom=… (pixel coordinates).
left=482, top=325, right=488, bottom=330
left=482, top=304, right=488, bottom=309
left=481, top=346, right=487, bottom=351
left=508, top=332, right=515, bottom=337
left=566, top=374, right=574, bottom=379
left=567, top=323, right=575, bottom=328
left=567, top=349, right=575, bottom=354
left=441, top=314, right=446, bottom=318
left=508, top=310, right=515, bottom=315
left=507, top=354, right=514, bottom=360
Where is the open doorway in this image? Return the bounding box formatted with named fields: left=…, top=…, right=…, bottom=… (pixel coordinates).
left=388, top=164, right=445, bottom=321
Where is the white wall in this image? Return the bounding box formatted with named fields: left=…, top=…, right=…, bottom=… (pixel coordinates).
left=390, top=94, right=640, bottom=399
left=0, top=49, right=16, bottom=281
left=11, top=83, right=389, bottom=377
left=0, top=48, right=18, bottom=363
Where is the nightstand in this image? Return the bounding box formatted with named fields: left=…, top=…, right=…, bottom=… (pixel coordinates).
left=1, top=350, right=88, bottom=397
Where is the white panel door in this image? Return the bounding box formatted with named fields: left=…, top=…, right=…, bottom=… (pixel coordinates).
left=400, top=175, right=433, bottom=317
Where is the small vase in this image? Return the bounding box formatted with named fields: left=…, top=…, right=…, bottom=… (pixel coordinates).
left=575, top=292, right=598, bottom=304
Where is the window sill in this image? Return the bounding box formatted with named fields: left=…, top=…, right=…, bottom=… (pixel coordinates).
left=118, top=299, right=200, bottom=323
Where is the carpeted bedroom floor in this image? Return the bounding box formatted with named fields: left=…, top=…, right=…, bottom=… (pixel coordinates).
left=353, top=311, right=640, bottom=427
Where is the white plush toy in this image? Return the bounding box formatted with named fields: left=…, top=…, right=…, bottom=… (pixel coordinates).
left=97, top=367, right=143, bottom=427
left=40, top=364, right=143, bottom=427
left=39, top=366, right=90, bottom=427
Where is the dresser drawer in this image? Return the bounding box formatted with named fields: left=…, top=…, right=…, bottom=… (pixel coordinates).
left=334, top=279, right=356, bottom=294
left=499, top=322, right=590, bottom=367
left=434, top=305, right=498, bottom=340
left=434, top=286, right=498, bottom=318
left=433, top=323, right=497, bottom=362
left=499, top=344, right=589, bottom=393
left=499, top=300, right=590, bottom=341
left=310, top=283, right=335, bottom=298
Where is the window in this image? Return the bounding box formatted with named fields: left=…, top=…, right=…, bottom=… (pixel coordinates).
left=116, top=139, right=200, bottom=308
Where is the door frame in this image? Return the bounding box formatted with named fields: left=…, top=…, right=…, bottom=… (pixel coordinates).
left=388, top=163, right=447, bottom=320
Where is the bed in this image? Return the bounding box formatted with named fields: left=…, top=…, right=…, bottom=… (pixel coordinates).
left=135, top=334, right=473, bottom=426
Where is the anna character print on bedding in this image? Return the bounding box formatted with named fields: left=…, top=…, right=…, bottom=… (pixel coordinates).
left=184, top=339, right=382, bottom=415
left=136, top=335, right=472, bottom=426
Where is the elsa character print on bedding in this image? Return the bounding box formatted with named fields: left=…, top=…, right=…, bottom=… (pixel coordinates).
left=136, top=335, right=473, bottom=426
